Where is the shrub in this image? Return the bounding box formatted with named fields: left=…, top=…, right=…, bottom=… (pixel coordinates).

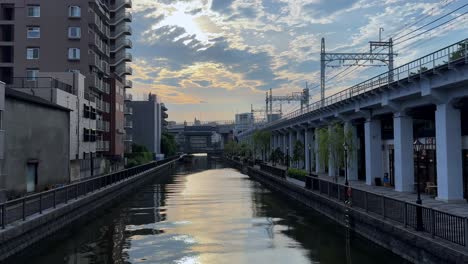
left=287, top=168, right=308, bottom=181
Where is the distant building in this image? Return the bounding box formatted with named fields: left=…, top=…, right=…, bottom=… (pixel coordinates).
left=0, top=84, right=70, bottom=199
left=126, top=93, right=163, bottom=157
left=234, top=112, right=254, bottom=136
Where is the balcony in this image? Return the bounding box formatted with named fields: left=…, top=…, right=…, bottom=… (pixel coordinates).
left=124, top=106, right=133, bottom=115
left=124, top=79, right=133, bottom=88
left=124, top=120, right=133, bottom=128
left=124, top=93, right=132, bottom=101
left=111, top=38, right=132, bottom=52
left=89, top=12, right=110, bottom=38
left=116, top=65, right=132, bottom=76
left=123, top=134, right=133, bottom=142
left=111, top=52, right=132, bottom=66
left=112, top=24, right=132, bottom=39
left=0, top=130, right=4, bottom=159
left=96, top=120, right=109, bottom=132
left=110, top=11, right=132, bottom=25
left=97, top=140, right=110, bottom=152
left=89, top=75, right=109, bottom=94
left=110, top=0, right=132, bottom=11
left=96, top=99, right=109, bottom=113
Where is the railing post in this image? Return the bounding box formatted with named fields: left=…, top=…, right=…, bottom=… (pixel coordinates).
left=1, top=204, right=5, bottom=229
left=431, top=210, right=435, bottom=238
left=39, top=193, right=42, bottom=214
left=465, top=218, right=468, bottom=248
left=404, top=203, right=408, bottom=228
left=22, top=199, right=26, bottom=221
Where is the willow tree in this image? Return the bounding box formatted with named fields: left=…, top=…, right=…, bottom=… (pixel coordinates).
left=317, top=128, right=329, bottom=171
left=253, top=130, right=271, bottom=160
left=293, top=140, right=305, bottom=168
left=329, top=123, right=345, bottom=176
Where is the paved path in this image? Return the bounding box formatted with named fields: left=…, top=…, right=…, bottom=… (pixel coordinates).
left=264, top=162, right=468, bottom=217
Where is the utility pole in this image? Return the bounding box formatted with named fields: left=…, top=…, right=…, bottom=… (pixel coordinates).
left=320, top=34, right=396, bottom=105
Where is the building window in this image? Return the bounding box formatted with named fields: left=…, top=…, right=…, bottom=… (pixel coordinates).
left=68, top=27, right=81, bottom=39
left=27, top=27, right=40, bottom=38
left=27, top=5, right=40, bottom=17
left=26, top=69, right=39, bottom=80
left=26, top=48, right=40, bottom=60
left=68, top=6, right=81, bottom=18
left=68, top=48, right=80, bottom=60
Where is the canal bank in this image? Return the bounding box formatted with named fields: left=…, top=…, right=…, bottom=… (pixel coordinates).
left=224, top=158, right=468, bottom=264
left=0, top=157, right=179, bottom=261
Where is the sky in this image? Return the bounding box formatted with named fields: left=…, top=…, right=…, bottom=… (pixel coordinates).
left=128, top=0, right=468, bottom=122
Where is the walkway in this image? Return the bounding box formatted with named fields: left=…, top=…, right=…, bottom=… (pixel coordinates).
left=265, top=162, right=468, bottom=218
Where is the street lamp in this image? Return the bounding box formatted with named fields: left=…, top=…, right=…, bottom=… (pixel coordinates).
left=343, top=142, right=349, bottom=186
left=414, top=138, right=424, bottom=231
left=286, top=146, right=289, bottom=170
left=271, top=147, right=275, bottom=165
left=308, top=144, right=312, bottom=176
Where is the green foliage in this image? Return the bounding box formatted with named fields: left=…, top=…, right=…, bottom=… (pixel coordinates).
left=161, top=132, right=177, bottom=156
left=450, top=42, right=467, bottom=61
left=317, top=128, right=329, bottom=170
left=126, top=143, right=153, bottom=168
left=287, top=168, right=308, bottom=181
left=252, top=130, right=271, bottom=159
left=329, top=123, right=345, bottom=174
left=270, top=147, right=284, bottom=164
left=293, top=140, right=304, bottom=165
left=224, top=140, right=240, bottom=157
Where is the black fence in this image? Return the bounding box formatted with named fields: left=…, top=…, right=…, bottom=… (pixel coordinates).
left=251, top=163, right=468, bottom=248
left=0, top=156, right=180, bottom=229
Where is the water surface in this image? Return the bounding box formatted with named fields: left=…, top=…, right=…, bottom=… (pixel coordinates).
left=10, top=155, right=407, bottom=263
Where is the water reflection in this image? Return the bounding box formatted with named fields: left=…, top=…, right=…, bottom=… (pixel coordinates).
left=8, top=155, right=408, bottom=264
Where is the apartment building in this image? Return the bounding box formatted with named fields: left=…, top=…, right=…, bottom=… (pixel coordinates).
left=126, top=93, right=163, bottom=158
left=0, top=0, right=133, bottom=173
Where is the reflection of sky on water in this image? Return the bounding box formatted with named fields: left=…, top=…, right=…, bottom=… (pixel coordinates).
left=13, top=156, right=407, bottom=264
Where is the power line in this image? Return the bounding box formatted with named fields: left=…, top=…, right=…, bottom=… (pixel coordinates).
left=393, top=2, right=467, bottom=41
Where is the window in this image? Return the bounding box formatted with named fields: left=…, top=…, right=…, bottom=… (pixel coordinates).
left=27, top=27, right=40, bottom=38
left=27, top=5, right=40, bottom=17
left=68, top=48, right=80, bottom=60
left=26, top=48, right=39, bottom=60
left=68, top=27, right=81, bottom=39
left=26, top=69, right=39, bottom=80
left=68, top=6, right=81, bottom=18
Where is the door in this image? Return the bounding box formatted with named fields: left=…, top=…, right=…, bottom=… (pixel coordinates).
left=26, top=163, right=37, bottom=193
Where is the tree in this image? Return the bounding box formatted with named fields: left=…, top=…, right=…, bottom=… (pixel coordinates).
left=450, top=42, right=467, bottom=61
left=270, top=147, right=284, bottom=165
left=293, top=140, right=305, bottom=168
left=317, top=128, right=329, bottom=171
left=328, top=123, right=345, bottom=176
left=126, top=143, right=153, bottom=168
left=253, top=130, right=271, bottom=160
left=161, top=132, right=177, bottom=157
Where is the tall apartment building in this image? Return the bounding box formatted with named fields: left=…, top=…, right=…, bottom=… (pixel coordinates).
left=0, top=0, right=133, bottom=173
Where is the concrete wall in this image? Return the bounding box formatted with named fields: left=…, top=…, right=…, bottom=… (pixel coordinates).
left=3, top=95, right=70, bottom=195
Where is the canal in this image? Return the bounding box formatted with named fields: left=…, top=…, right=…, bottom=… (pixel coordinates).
left=9, top=155, right=408, bottom=264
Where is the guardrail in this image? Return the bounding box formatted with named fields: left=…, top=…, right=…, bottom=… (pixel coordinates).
left=0, top=156, right=180, bottom=229
left=250, top=163, right=468, bottom=248
left=240, top=38, right=468, bottom=136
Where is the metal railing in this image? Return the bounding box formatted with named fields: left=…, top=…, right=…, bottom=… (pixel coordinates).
left=0, top=156, right=179, bottom=229
left=249, top=163, right=468, bottom=248
left=7, top=77, right=75, bottom=95
left=124, top=79, right=133, bottom=88
left=241, top=38, right=468, bottom=135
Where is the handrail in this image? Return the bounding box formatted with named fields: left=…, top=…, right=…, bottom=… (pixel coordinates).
left=240, top=38, right=468, bottom=136
left=0, top=156, right=180, bottom=229
left=250, top=162, right=468, bottom=248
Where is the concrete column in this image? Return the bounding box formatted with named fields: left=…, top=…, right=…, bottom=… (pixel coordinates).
left=344, top=121, right=358, bottom=181
left=435, top=103, right=464, bottom=201
left=304, top=128, right=310, bottom=172
left=296, top=129, right=303, bottom=168
left=282, top=132, right=287, bottom=156
left=315, top=128, right=323, bottom=173
left=393, top=113, right=414, bottom=192
left=365, top=118, right=383, bottom=185
left=288, top=130, right=294, bottom=162
left=328, top=125, right=336, bottom=177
